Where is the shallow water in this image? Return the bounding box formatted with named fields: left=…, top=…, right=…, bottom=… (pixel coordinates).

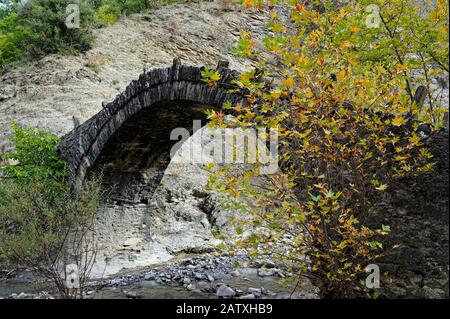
left=0, top=280, right=51, bottom=298
left=93, top=273, right=303, bottom=299
left=94, top=282, right=213, bottom=299
left=0, top=272, right=303, bottom=299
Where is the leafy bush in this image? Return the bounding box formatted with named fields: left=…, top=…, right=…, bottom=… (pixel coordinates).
left=96, top=4, right=120, bottom=26
left=0, top=0, right=20, bottom=20
left=18, top=0, right=97, bottom=57
left=0, top=0, right=97, bottom=68
left=0, top=177, right=102, bottom=298
left=3, top=123, right=68, bottom=196
left=0, top=125, right=103, bottom=298
left=0, top=13, right=31, bottom=66
left=205, top=0, right=446, bottom=297
left=117, top=0, right=162, bottom=14
left=94, top=0, right=182, bottom=20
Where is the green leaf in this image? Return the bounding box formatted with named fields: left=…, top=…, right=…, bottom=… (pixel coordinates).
left=308, top=192, right=322, bottom=202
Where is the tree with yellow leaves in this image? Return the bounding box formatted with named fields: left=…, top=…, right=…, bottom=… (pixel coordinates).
left=205, top=0, right=447, bottom=297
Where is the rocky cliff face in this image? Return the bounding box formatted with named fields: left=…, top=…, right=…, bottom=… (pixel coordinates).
left=367, top=130, right=449, bottom=299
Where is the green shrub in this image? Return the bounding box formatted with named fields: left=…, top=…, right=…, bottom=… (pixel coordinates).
left=2, top=123, right=68, bottom=196
left=0, top=13, right=31, bottom=66
left=119, top=0, right=152, bottom=14
left=86, top=61, right=101, bottom=73
left=0, top=176, right=102, bottom=298
left=0, top=0, right=20, bottom=20
left=18, top=0, right=97, bottom=57
left=96, top=0, right=181, bottom=17
left=96, top=4, right=120, bottom=26
left=0, top=124, right=103, bottom=298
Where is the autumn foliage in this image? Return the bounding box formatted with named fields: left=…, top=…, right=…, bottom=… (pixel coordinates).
left=205, top=0, right=448, bottom=297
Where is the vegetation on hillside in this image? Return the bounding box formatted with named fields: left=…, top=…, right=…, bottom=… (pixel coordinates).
left=0, top=0, right=181, bottom=69
left=205, top=0, right=448, bottom=297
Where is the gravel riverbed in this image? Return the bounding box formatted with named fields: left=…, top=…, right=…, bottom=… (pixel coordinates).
left=0, top=253, right=320, bottom=299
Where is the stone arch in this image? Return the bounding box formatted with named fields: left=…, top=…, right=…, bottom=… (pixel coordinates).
left=58, top=59, right=242, bottom=190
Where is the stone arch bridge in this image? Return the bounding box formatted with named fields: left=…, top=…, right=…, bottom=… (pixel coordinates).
left=58, top=59, right=243, bottom=202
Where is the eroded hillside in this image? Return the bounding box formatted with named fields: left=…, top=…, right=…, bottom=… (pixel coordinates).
left=0, top=1, right=263, bottom=144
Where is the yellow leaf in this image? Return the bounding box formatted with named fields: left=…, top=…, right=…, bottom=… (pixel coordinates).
left=348, top=56, right=357, bottom=66
left=337, top=69, right=346, bottom=81
left=297, top=54, right=309, bottom=66
left=209, top=71, right=221, bottom=82
left=409, top=134, right=421, bottom=145
left=270, top=90, right=281, bottom=100
left=242, top=0, right=254, bottom=9
left=375, top=184, right=388, bottom=191
left=394, top=154, right=409, bottom=162
left=392, top=116, right=406, bottom=126
left=283, top=77, right=294, bottom=87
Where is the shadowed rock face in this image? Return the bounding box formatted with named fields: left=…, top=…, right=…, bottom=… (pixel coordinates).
left=365, top=130, right=449, bottom=299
